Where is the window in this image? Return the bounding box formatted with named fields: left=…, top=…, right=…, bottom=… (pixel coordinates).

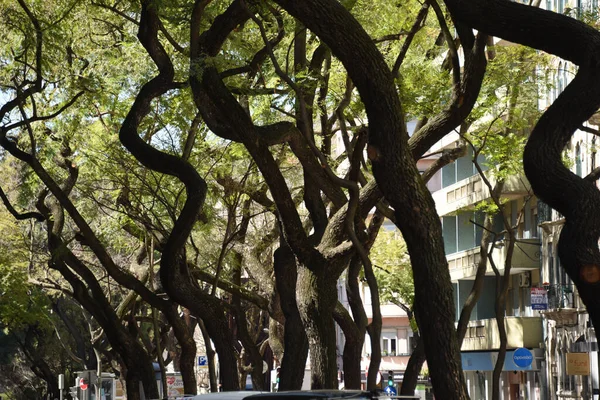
left=548, top=242, right=555, bottom=284
left=557, top=63, right=565, bottom=95
left=398, top=329, right=410, bottom=355
left=441, top=147, right=486, bottom=188
left=381, top=331, right=398, bottom=356
left=592, top=137, right=596, bottom=171
left=523, top=199, right=538, bottom=239
left=576, top=142, right=582, bottom=177
left=442, top=162, right=457, bottom=188
left=457, top=212, right=475, bottom=252
left=476, top=326, right=485, bottom=337
left=443, top=216, right=457, bottom=254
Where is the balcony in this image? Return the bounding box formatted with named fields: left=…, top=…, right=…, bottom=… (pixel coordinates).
left=461, top=316, right=543, bottom=351
left=448, top=238, right=541, bottom=281
left=433, top=174, right=531, bottom=217
left=541, top=284, right=579, bottom=326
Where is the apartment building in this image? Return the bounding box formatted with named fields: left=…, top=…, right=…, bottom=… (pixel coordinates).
left=423, top=131, right=545, bottom=400
left=536, top=54, right=600, bottom=400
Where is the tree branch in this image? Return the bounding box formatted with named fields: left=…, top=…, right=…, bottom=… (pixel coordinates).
left=0, top=185, right=44, bottom=221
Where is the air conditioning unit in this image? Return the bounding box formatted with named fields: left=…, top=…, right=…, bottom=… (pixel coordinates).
left=519, top=272, right=532, bottom=288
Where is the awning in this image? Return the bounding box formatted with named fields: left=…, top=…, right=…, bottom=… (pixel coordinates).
left=461, top=349, right=542, bottom=371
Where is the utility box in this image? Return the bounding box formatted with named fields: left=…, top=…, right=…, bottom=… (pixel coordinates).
left=74, top=372, right=117, bottom=400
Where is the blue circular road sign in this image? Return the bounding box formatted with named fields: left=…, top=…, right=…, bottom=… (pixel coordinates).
left=513, top=348, right=533, bottom=368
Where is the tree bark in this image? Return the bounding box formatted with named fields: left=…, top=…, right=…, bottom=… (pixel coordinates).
left=198, top=319, right=219, bottom=392
left=274, top=244, right=309, bottom=390
left=341, top=257, right=368, bottom=390
left=296, top=260, right=339, bottom=389
left=400, top=337, right=426, bottom=396
left=273, top=1, right=470, bottom=397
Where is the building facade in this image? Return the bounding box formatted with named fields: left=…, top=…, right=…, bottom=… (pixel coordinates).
left=425, top=133, right=545, bottom=400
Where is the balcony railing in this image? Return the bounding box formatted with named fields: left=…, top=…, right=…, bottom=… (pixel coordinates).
left=448, top=238, right=540, bottom=281
left=433, top=174, right=531, bottom=216
left=544, top=284, right=576, bottom=309
left=460, top=316, right=543, bottom=351
left=540, top=284, right=579, bottom=326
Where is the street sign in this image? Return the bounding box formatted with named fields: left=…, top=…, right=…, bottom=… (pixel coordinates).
left=384, top=386, right=397, bottom=396
left=531, top=287, right=548, bottom=310
left=513, top=348, right=533, bottom=368
left=198, top=355, right=208, bottom=368
left=567, top=353, right=590, bottom=375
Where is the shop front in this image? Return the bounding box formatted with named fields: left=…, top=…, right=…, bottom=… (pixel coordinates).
left=461, top=348, right=545, bottom=400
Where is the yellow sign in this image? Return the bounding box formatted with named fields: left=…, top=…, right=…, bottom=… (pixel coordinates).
left=566, top=353, right=590, bottom=375
left=115, top=379, right=125, bottom=399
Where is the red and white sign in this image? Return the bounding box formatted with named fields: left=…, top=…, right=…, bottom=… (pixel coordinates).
left=80, top=379, right=89, bottom=391
left=166, top=375, right=184, bottom=397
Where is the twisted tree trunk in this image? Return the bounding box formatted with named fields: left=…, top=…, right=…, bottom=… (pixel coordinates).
left=274, top=244, right=309, bottom=390
left=442, top=0, right=600, bottom=386
left=274, top=1, right=469, bottom=397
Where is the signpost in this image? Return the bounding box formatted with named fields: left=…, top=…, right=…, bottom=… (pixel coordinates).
left=531, top=287, right=548, bottom=310
left=198, top=355, right=208, bottom=368
left=513, top=348, right=534, bottom=368
left=567, top=353, right=590, bottom=375
left=165, top=374, right=184, bottom=397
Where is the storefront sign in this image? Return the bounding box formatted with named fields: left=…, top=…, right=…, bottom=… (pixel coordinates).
left=531, top=287, right=548, bottom=310
left=513, top=348, right=533, bottom=368
left=165, top=374, right=184, bottom=397
left=566, top=353, right=590, bottom=375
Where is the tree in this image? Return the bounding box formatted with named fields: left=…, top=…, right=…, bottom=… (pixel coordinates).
left=9, top=0, right=593, bottom=398
left=441, top=0, right=600, bottom=388
left=271, top=1, right=486, bottom=395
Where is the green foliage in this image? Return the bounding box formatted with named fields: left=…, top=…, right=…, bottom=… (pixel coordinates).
left=370, top=228, right=414, bottom=313
left=468, top=45, right=552, bottom=179
left=0, top=216, right=51, bottom=332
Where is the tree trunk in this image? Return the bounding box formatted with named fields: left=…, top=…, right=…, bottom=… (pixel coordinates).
left=341, top=257, right=368, bottom=390
left=170, top=307, right=198, bottom=395
left=273, top=2, right=470, bottom=397
left=400, top=336, right=426, bottom=396
left=163, top=262, right=240, bottom=391
left=456, top=211, right=497, bottom=343
left=198, top=319, right=219, bottom=392
left=491, top=237, right=515, bottom=400
left=29, top=359, right=59, bottom=400
left=333, top=299, right=364, bottom=390
left=341, top=327, right=363, bottom=390
left=233, top=253, right=266, bottom=391
left=364, top=256, right=382, bottom=390
left=274, top=244, right=309, bottom=390
left=296, top=263, right=338, bottom=389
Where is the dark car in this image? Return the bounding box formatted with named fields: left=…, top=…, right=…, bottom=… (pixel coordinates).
left=245, top=390, right=420, bottom=399
left=189, top=390, right=420, bottom=399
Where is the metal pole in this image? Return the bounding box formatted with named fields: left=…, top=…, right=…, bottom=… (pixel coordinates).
left=94, top=348, right=102, bottom=400
left=58, top=374, right=64, bottom=400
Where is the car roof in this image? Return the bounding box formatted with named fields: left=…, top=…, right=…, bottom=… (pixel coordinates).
left=186, top=390, right=420, bottom=400
left=188, top=391, right=264, bottom=399
left=245, top=390, right=373, bottom=399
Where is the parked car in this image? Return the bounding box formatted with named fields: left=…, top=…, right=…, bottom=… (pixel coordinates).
left=188, top=391, right=263, bottom=399
left=190, top=391, right=420, bottom=399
